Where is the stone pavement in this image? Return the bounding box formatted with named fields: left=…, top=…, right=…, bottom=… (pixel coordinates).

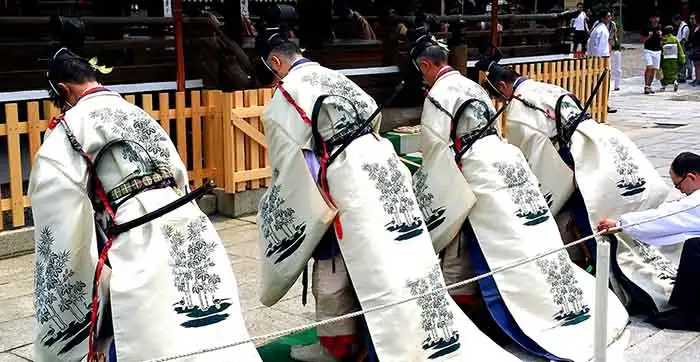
left=3, top=62, right=700, bottom=362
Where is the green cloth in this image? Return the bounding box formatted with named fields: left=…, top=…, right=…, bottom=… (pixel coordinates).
left=661, top=35, right=687, bottom=85
left=257, top=328, right=318, bottom=361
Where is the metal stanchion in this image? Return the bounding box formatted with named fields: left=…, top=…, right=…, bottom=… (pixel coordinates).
left=593, top=237, right=611, bottom=362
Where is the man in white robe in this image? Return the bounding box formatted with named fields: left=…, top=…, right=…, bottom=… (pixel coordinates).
left=598, top=152, right=700, bottom=331
left=409, top=30, right=629, bottom=361
left=255, top=27, right=520, bottom=362
left=478, top=57, right=679, bottom=315
left=29, top=48, right=261, bottom=362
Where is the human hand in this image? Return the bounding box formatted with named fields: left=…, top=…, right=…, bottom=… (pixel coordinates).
left=597, top=218, right=618, bottom=233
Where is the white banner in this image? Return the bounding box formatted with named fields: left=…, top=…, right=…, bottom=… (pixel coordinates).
left=164, top=0, right=172, bottom=18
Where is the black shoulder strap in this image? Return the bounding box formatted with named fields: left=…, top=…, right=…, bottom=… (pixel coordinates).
left=553, top=93, right=584, bottom=147
left=89, top=138, right=162, bottom=208
left=310, top=94, right=333, bottom=157
left=310, top=93, right=362, bottom=165
left=452, top=99, right=488, bottom=141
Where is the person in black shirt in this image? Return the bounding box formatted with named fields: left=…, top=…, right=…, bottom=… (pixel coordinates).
left=641, top=13, right=663, bottom=94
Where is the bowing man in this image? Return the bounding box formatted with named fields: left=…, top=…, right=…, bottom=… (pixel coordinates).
left=29, top=48, right=261, bottom=362
left=478, top=57, right=680, bottom=317
left=599, top=152, right=700, bottom=331
left=255, top=24, right=520, bottom=362
left=409, top=28, right=628, bottom=361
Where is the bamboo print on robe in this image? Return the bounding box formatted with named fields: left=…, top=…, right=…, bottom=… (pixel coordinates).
left=494, top=161, right=550, bottom=226
left=163, top=216, right=232, bottom=328
left=406, top=264, right=460, bottom=359
left=632, top=241, right=677, bottom=281
left=535, top=252, right=591, bottom=326
left=35, top=226, right=91, bottom=354
left=603, top=137, right=647, bottom=196
left=363, top=158, right=424, bottom=241
left=413, top=169, right=447, bottom=232
left=258, top=169, right=306, bottom=263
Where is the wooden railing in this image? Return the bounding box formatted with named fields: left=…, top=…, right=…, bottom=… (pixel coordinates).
left=0, top=57, right=609, bottom=231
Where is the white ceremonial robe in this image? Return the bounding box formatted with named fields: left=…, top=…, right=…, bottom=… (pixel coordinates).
left=261, top=61, right=519, bottom=361
left=29, top=91, right=261, bottom=362
left=506, top=79, right=679, bottom=311
left=417, top=71, right=629, bottom=361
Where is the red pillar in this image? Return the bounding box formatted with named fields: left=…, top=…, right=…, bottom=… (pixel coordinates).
left=173, top=0, right=185, bottom=92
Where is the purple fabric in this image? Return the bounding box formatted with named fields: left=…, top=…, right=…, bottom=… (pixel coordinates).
left=303, top=150, right=321, bottom=183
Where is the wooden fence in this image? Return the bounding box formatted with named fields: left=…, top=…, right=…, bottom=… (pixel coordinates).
left=0, top=57, right=609, bottom=231
left=0, top=89, right=223, bottom=231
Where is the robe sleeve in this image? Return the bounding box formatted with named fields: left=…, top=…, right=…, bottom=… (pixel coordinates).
left=29, top=155, right=97, bottom=254
left=618, top=195, right=700, bottom=245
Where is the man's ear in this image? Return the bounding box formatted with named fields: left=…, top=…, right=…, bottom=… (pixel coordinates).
left=57, top=82, right=70, bottom=95
left=270, top=55, right=281, bottom=70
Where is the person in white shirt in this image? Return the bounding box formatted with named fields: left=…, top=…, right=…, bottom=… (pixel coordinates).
left=608, top=14, right=623, bottom=91
left=587, top=10, right=617, bottom=112
left=598, top=152, right=700, bottom=332
left=674, top=14, right=692, bottom=82
left=572, top=2, right=589, bottom=57
left=587, top=11, right=610, bottom=57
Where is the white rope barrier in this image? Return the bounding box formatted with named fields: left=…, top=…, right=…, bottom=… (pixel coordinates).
left=145, top=200, right=700, bottom=362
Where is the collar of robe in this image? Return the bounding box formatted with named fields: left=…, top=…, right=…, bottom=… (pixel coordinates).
left=48, top=86, right=110, bottom=129
left=423, top=66, right=456, bottom=96
left=289, top=57, right=312, bottom=71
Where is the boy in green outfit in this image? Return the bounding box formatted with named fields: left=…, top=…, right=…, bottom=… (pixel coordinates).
left=661, top=25, right=687, bottom=91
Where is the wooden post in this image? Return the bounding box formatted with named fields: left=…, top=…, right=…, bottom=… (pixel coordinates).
left=173, top=0, right=185, bottom=92
left=490, top=0, right=499, bottom=53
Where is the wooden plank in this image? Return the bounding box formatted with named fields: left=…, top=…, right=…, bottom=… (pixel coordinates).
left=601, top=57, right=610, bottom=123
left=175, top=92, right=187, bottom=166
left=233, top=91, right=247, bottom=192
left=245, top=89, right=261, bottom=190
left=186, top=169, right=218, bottom=185
left=125, top=94, right=136, bottom=104
left=562, top=61, right=569, bottom=90
left=6, top=104, right=25, bottom=227
left=27, top=102, right=41, bottom=167
left=42, top=100, right=59, bottom=122
left=259, top=88, right=273, bottom=187
left=231, top=117, right=268, bottom=148
left=159, top=93, right=170, bottom=135
left=572, top=59, right=581, bottom=100
left=191, top=91, right=203, bottom=187
left=233, top=167, right=273, bottom=183
left=143, top=94, right=154, bottom=116
left=0, top=196, right=30, bottom=212
left=222, top=92, right=236, bottom=193
left=229, top=106, right=266, bottom=118
left=204, top=91, right=224, bottom=186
